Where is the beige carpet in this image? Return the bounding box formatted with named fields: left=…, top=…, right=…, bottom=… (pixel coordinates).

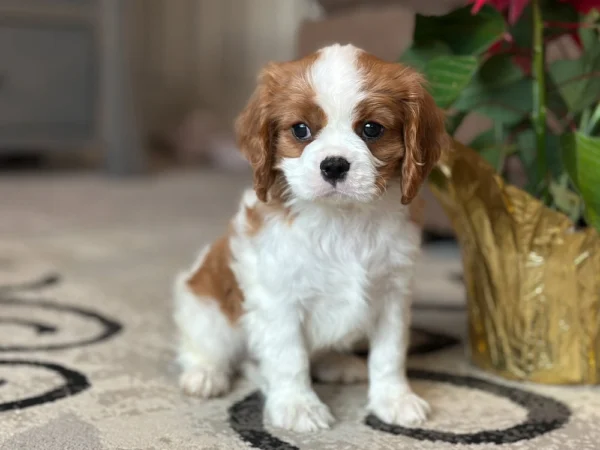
left=1, top=170, right=599, bottom=449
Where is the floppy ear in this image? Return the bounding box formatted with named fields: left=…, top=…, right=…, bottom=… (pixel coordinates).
left=235, top=66, right=277, bottom=202
left=400, top=77, right=448, bottom=205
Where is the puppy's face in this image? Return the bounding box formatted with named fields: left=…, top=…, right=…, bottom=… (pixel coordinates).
left=235, top=44, right=448, bottom=206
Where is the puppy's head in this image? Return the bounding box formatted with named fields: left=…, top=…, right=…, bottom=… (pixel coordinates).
left=235, top=44, right=448, bottom=205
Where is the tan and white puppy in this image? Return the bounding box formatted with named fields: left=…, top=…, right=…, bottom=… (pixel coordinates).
left=173, top=44, right=448, bottom=433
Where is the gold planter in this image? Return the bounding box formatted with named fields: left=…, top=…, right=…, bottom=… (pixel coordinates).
left=428, top=140, right=600, bottom=384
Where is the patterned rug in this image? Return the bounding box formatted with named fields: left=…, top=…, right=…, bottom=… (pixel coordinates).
left=1, top=173, right=599, bottom=449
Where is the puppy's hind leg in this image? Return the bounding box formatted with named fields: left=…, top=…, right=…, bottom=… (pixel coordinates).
left=173, top=246, right=245, bottom=398
left=311, top=352, right=368, bottom=384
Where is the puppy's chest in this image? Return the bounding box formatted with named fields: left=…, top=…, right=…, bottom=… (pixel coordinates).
left=282, top=213, right=414, bottom=295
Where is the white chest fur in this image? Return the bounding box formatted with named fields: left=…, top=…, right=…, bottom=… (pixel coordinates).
left=230, top=189, right=421, bottom=352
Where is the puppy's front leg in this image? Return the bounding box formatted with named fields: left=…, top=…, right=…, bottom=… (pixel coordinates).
left=246, top=303, right=334, bottom=433
left=367, top=277, right=430, bottom=426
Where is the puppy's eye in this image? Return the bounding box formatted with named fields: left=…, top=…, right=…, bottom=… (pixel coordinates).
left=291, top=123, right=312, bottom=141
left=362, top=122, right=384, bottom=141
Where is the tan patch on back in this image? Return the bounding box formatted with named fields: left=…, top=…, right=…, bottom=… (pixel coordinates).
left=244, top=190, right=294, bottom=237
left=186, top=236, right=244, bottom=323
left=245, top=206, right=263, bottom=237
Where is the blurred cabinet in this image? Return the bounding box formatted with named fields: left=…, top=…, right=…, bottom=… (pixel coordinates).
left=0, top=0, right=143, bottom=174
left=0, top=23, right=95, bottom=145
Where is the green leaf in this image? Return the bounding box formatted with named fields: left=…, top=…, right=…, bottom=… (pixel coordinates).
left=468, top=128, right=516, bottom=172
left=413, top=4, right=505, bottom=56
left=453, top=54, right=526, bottom=114
left=561, top=132, right=600, bottom=232
left=509, top=0, right=580, bottom=49
left=517, top=129, right=564, bottom=194
left=549, top=175, right=582, bottom=222
left=455, top=77, right=532, bottom=125
left=549, top=28, right=600, bottom=115
left=422, top=55, right=479, bottom=109
left=446, top=111, right=468, bottom=136
left=399, top=41, right=452, bottom=73
left=546, top=75, right=570, bottom=120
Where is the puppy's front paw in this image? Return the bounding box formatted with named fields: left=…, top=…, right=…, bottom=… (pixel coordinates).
left=369, top=391, right=430, bottom=427
left=179, top=368, right=230, bottom=398
left=265, top=390, right=335, bottom=433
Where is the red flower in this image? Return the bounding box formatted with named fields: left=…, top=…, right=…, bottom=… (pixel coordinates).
left=471, top=0, right=598, bottom=49
left=562, top=0, right=600, bottom=13
left=486, top=33, right=532, bottom=74
left=471, top=0, right=600, bottom=21
left=470, top=0, right=530, bottom=24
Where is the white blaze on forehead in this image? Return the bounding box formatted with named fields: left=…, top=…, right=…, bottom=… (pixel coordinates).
left=309, top=44, right=365, bottom=126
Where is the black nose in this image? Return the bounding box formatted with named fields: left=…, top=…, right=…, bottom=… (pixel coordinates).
left=320, top=157, right=350, bottom=184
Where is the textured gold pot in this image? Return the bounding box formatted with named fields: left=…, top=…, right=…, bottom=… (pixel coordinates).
left=428, top=140, right=600, bottom=384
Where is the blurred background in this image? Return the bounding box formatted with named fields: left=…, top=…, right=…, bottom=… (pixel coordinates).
left=0, top=0, right=470, bottom=237
left=0, top=0, right=578, bottom=237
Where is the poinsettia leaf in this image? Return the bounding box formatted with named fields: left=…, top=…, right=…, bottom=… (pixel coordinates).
left=508, top=0, right=530, bottom=24
left=455, top=77, right=532, bottom=125
left=399, top=41, right=452, bottom=72
left=517, top=128, right=564, bottom=193
left=479, top=146, right=509, bottom=170
left=561, top=132, right=600, bottom=232
left=453, top=54, right=525, bottom=109
left=510, top=1, right=580, bottom=48
left=469, top=128, right=497, bottom=150
left=549, top=178, right=582, bottom=222
left=547, top=76, right=570, bottom=119
left=413, top=4, right=505, bottom=56
left=468, top=128, right=516, bottom=172
left=422, top=55, right=480, bottom=109
left=549, top=28, right=600, bottom=114
left=446, top=111, right=468, bottom=135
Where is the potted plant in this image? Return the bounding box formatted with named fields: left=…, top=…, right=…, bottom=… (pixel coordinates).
left=401, top=0, right=600, bottom=384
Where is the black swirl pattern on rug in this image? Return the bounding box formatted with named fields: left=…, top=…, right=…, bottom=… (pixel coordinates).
left=0, top=273, right=122, bottom=352
left=229, top=336, right=571, bottom=448
left=0, top=318, right=57, bottom=334
left=0, top=273, right=61, bottom=293
left=0, top=360, right=90, bottom=412
left=366, top=369, right=571, bottom=445
left=229, top=391, right=298, bottom=450
left=0, top=273, right=122, bottom=412
left=228, top=327, right=458, bottom=449
left=0, top=297, right=122, bottom=352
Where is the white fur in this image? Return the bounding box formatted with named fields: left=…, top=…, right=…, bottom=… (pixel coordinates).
left=173, top=44, right=428, bottom=433
left=174, top=248, right=245, bottom=396
left=279, top=44, right=381, bottom=204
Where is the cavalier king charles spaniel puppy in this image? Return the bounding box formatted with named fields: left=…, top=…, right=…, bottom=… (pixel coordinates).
left=173, top=44, right=448, bottom=433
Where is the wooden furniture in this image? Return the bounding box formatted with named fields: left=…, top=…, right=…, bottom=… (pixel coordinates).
left=0, top=0, right=144, bottom=174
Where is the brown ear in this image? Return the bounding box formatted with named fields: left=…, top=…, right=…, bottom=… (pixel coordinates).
left=235, top=66, right=277, bottom=202
left=400, top=80, right=448, bottom=205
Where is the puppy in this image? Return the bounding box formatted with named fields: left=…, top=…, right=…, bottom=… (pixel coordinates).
left=173, top=44, right=448, bottom=433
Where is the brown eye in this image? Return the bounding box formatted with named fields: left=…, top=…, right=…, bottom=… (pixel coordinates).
left=291, top=123, right=312, bottom=141
left=362, top=122, right=384, bottom=141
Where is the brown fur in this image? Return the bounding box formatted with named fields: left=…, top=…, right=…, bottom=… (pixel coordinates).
left=357, top=52, right=449, bottom=204
left=187, top=203, right=293, bottom=322
left=245, top=200, right=293, bottom=237
left=186, top=236, right=244, bottom=323
left=245, top=206, right=264, bottom=237
left=235, top=52, right=325, bottom=203
left=192, top=49, right=444, bottom=324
